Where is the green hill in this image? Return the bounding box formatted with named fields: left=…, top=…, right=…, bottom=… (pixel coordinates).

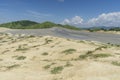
left=0, top=20, right=39, bottom=29
left=0, top=20, right=80, bottom=30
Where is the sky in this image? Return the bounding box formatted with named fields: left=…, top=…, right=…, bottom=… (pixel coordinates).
left=0, top=0, right=120, bottom=27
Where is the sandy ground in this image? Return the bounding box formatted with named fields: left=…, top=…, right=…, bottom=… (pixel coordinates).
left=97, top=30, right=120, bottom=34
left=0, top=27, right=9, bottom=32
left=0, top=33, right=120, bottom=80
left=3, top=27, right=120, bottom=44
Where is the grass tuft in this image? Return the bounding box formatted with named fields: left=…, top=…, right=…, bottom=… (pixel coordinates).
left=62, top=49, right=76, bottom=55
left=112, top=61, right=120, bottom=66
left=42, top=52, right=49, bottom=55
left=51, top=66, right=63, bottom=74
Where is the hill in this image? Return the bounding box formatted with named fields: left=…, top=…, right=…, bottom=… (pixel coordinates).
left=0, top=20, right=39, bottom=29
left=0, top=20, right=80, bottom=30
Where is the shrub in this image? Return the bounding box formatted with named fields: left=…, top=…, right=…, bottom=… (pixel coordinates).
left=16, top=45, right=28, bottom=51
left=92, top=53, right=111, bottom=58
left=51, top=66, right=63, bottom=74
left=79, top=54, right=88, bottom=60
left=62, top=49, right=76, bottom=55
left=16, top=56, right=26, bottom=60
left=42, top=52, right=48, bottom=55
left=7, top=64, right=20, bottom=70
left=64, top=62, right=73, bottom=67
left=44, top=65, right=51, bottom=69
left=44, top=38, right=53, bottom=45
left=112, top=61, right=120, bottom=66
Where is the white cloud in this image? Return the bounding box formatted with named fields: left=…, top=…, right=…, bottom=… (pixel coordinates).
left=87, top=12, right=120, bottom=27
left=62, top=16, right=83, bottom=25
left=62, top=12, right=120, bottom=27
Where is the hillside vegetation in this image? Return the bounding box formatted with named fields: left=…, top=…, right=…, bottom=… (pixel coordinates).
left=86, top=27, right=120, bottom=32
left=0, top=20, right=80, bottom=30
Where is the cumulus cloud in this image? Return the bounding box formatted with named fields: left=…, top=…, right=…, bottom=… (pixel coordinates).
left=62, top=16, right=83, bottom=25
left=87, top=12, right=120, bottom=27
left=62, top=12, right=120, bottom=27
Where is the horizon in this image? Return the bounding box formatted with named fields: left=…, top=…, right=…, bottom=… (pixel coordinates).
left=0, top=0, right=120, bottom=27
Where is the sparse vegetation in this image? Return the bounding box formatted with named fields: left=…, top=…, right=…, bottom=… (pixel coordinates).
left=79, top=52, right=111, bottom=60
left=51, top=66, right=63, bottom=74
left=112, top=61, right=120, bottom=66
left=16, top=45, right=29, bottom=51
left=79, top=54, right=88, bottom=60
left=62, top=49, right=76, bottom=55
left=42, top=52, right=49, bottom=55
left=16, top=56, right=26, bottom=60
left=92, top=53, right=111, bottom=58
left=7, top=64, right=20, bottom=70
left=43, top=63, right=56, bottom=69
left=2, top=50, right=10, bottom=54
left=44, top=64, right=51, bottom=69
left=64, top=61, right=73, bottom=67
left=44, top=38, right=53, bottom=44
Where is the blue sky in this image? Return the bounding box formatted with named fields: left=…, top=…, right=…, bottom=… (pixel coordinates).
left=0, top=0, right=120, bottom=27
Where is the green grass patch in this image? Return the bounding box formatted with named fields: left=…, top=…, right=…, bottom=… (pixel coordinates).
left=79, top=53, right=111, bottom=60
left=112, top=61, right=120, bottom=66
left=62, top=49, right=76, bottom=55
left=51, top=66, right=63, bottom=74
left=16, top=56, right=26, bottom=60
left=92, top=53, right=111, bottom=58
left=79, top=54, right=88, bottom=60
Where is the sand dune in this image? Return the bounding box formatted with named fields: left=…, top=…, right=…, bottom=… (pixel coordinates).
left=0, top=33, right=120, bottom=80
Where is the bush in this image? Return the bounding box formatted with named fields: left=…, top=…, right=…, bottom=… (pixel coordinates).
left=44, top=65, right=51, bottom=69
left=7, top=64, right=20, bottom=70
left=16, top=56, right=26, bottom=60
left=42, top=52, right=48, bottom=55
left=51, top=66, right=63, bottom=74
left=92, top=53, right=111, bottom=58
left=16, top=45, right=28, bottom=51
left=62, top=49, right=76, bottom=55
left=112, top=61, right=120, bottom=66
left=64, top=62, right=73, bottom=67
left=79, top=54, right=88, bottom=60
